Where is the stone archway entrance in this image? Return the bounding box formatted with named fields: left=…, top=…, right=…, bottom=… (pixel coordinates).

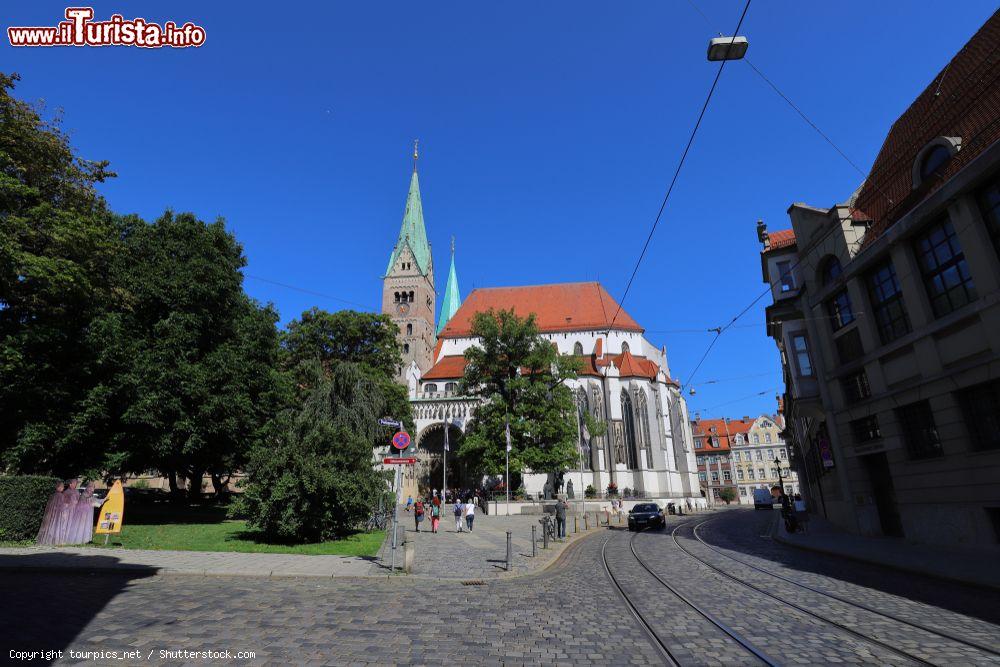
left=413, top=422, right=471, bottom=497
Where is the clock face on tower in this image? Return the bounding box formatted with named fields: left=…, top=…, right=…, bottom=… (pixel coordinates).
left=396, top=302, right=410, bottom=315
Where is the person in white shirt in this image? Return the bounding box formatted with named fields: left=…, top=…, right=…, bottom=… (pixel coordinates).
left=454, top=500, right=464, bottom=532
left=464, top=498, right=476, bottom=531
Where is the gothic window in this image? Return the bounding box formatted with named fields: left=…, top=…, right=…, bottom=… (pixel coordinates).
left=403, top=343, right=410, bottom=354
left=635, top=389, right=650, bottom=451
left=406, top=323, right=413, bottom=335
left=621, top=390, right=639, bottom=469
left=575, top=388, right=595, bottom=470
left=408, top=291, right=415, bottom=303
left=621, top=342, right=630, bottom=354
left=573, top=342, right=584, bottom=355
left=394, top=292, right=400, bottom=303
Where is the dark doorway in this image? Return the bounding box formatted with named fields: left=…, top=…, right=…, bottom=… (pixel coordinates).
left=861, top=452, right=903, bottom=537
left=417, top=424, right=470, bottom=495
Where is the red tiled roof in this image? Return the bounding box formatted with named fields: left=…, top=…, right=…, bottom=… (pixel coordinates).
left=614, top=350, right=659, bottom=379
left=431, top=338, right=444, bottom=364
left=422, top=355, right=467, bottom=380
left=764, top=228, right=796, bottom=253
left=691, top=417, right=754, bottom=452
left=438, top=282, right=643, bottom=338
left=856, top=10, right=1000, bottom=246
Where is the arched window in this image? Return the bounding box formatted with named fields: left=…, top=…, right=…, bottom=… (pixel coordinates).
left=408, top=291, right=414, bottom=303
left=573, top=342, right=584, bottom=355
left=621, top=342, right=630, bottom=354
left=819, top=256, right=842, bottom=286
left=444, top=382, right=458, bottom=393
left=620, top=391, right=639, bottom=469
left=912, top=137, right=960, bottom=188
left=394, top=292, right=400, bottom=303
left=406, top=323, right=413, bottom=335
left=403, top=343, right=410, bottom=354
left=424, top=383, right=438, bottom=393
left=752, top=434, right=759, bottom=444
left=575, top=388, right=595, bottom=470
left=635, top=389, right=650, bottom=450
left=919, top=144, right=951, bottom=182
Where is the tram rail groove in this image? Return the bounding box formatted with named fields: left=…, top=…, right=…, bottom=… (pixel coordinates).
left=691, top=518, right=1000, bottom=659
left=600, top=536, right=681, bottom=666
left=662, top=522, right=943, bottom=666
left=601, top=525, right=779, bottom=667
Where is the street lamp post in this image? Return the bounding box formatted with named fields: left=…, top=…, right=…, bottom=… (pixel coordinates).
left=775, top=457, right=784, bottom=494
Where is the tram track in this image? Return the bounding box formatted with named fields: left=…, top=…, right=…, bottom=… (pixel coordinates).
left=600, top=522, right=778, bottom=667
left=688, top=517, right=1000, bottom=661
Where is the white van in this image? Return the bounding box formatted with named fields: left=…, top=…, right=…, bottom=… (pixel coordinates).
left=752, top=487, right=775, bottom=510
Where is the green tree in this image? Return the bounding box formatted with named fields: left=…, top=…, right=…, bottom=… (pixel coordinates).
left=93, top=211, right=286, bottom=497
left=234, top=361, right=391, bottom=541
left=718, top=487, right=737, bottom=505
left=0, top=72, right=119, bottom=475
left=458, top=309, right=579, bottom=478
left=281, top=308, right=411, bottom=429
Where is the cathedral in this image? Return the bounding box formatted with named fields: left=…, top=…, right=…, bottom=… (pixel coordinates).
left=382, top=148, right=701, bottom=504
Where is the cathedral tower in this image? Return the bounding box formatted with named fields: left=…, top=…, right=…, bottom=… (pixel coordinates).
left=383, top=142, right=436, bottom=382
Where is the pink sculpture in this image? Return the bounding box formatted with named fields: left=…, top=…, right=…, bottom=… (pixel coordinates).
left=35, top=478, right=100, bottom=545
left=35, top=481, right=65, bottom=545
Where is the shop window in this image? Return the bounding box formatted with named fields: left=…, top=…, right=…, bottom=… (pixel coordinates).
left=896, top=400, right=943, bottom=459
left=957, top=380, right=1000, bottom=451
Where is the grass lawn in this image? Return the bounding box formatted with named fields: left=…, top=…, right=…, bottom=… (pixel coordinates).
left=63, top=501, right=384, bottom=557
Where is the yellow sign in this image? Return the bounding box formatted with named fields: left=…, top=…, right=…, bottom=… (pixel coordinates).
left=95, top=480, right=125, bottom=534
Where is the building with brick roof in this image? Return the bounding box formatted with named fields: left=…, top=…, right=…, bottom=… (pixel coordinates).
left=758, top=10, right=1000, bottom=550
left=406, top=281, right=700, bottom=503
left=380, top=158, right=700, bottom=502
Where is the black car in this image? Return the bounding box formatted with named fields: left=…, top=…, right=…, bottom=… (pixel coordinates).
left=627, top=503, right=664, bottom=531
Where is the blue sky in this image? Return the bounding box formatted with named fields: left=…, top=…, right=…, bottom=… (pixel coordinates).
left=4, top=1, right=996, bottom=420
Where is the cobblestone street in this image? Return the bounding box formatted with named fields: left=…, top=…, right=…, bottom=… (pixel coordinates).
left=4, top=508, right=1000, bottom=666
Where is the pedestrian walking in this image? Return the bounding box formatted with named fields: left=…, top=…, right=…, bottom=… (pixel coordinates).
left=555, top=496, right=567, bottom=538
left=405, top=495, right=413, bottom=513
left=454, top=499, right=464, bottom=532
left=414, top=499, right=425, bottom=532
left=430, top=500, right=441, bottom=533
left=464, top=498, right=476, bottom=531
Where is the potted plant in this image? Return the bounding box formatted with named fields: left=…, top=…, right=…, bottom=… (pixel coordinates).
left=606, top=482, right=619, bottom=497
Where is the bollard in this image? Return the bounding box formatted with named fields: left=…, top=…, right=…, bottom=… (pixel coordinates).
left=617, top=512, right=622, bottom=525
left=531, top=525, right=537, bottom=557
left=574, top=516, right=578, bottom=533
left=543, top=522, right=549, bottom=549
left=594, top=511, right=598, bottom=528
left=506, top=530, right=512, bottom=571
left=402, top=539, right=415, bottom=573
left=605, top=510, right=610, bottom=526
left=584, top=514, right=589, bottom=530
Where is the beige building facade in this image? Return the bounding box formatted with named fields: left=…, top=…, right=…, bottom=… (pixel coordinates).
left=759, top=13, right=1000, bottom=549
left=730, top=414, right=799, bottom=505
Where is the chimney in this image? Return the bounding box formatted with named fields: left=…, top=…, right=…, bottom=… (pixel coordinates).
left=694, top=412, right=701, bottom=421
left=743, top=416, right=750, bottom=422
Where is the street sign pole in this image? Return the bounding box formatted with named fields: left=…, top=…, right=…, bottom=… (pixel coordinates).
left=390, top=464, right=400, bottom=573
left=443, top=418, right=448, bottom=504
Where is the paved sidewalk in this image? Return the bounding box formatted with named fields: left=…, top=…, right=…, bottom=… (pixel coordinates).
left=379, top=504, right=619, bottom=579
left=0, top=506, right=626, bottom=579
left=0, top=545, right=379, bottom=577
left=774, top=511, right=1000, bottom=590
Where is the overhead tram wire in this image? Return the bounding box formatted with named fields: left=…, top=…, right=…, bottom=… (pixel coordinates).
left=243, top=274, right=370, bottom=310
left=605, top=0, right=754, bottom=334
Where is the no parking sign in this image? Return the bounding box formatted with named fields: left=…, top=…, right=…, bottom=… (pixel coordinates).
left=391, top=430, right=411, bottom=450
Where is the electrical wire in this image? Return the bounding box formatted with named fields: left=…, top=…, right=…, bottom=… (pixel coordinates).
left=243, top=273, right=370, bottom=310
left=606, top=0, right=754, bottom=332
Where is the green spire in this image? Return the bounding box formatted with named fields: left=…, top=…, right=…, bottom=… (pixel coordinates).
left=437, top=237, right=461, bottom=333
left=385, top=145, right=432, bottom=277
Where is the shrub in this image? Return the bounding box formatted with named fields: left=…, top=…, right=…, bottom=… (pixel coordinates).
left=233, top=363, right=391, bottom=542
left=584, top=484, right=596, bottom=499
left=0, top=475, right=61, bottom=541
left=606, top=482, right=618, bottom=496
left=622, top=487, right=633, bottom=498
left=718, top=487, right=737, bottom=505
left=131, top=478, right=150, bottom=490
